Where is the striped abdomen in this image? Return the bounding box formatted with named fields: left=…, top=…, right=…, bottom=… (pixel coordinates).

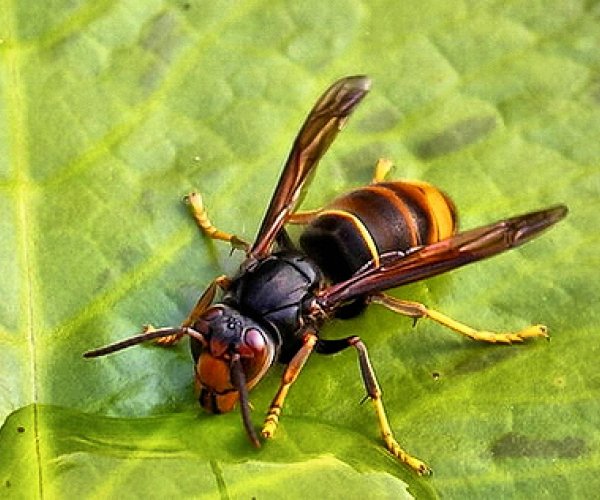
left=299, top=180, right=458, bottom=285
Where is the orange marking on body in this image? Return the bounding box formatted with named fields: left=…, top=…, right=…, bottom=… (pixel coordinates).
left=391, top=180, right=456, bottom=242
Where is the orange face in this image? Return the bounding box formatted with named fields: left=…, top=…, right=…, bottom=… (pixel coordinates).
left=196, top=352, right=240, bottom=413
left=193, top=307, right=276, bottom=414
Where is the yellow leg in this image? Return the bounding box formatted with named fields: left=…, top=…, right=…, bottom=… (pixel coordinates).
left=185, top=192, right=250, bottom=252
left=285, top=158, right=394, bottom=225
left=181, top=275, right=229, bottom=327
left=286, top=209, right=321, bottom=225
left=371, top=293, right=548, bottom=344
left=373, top=158, right=394, bottom=183
left=262, top=332, right=317, bottom=438
left=352, top=339, right=431, bottom=474
left=372, top=396, right=430, bottom=475
left=155, top=275, right=229, bottom=346
left=317, top=336, right=430, bottom=475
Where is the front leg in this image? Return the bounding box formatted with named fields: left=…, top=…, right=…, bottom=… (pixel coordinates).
left=262, top=332, right=317, bottom=438
left=154, top=275, right=230, bottom=346
left=185, top=192, right=250, bottom=252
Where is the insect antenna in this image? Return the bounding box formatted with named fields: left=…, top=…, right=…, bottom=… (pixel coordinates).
left=83, top=327, right=207, bottom=358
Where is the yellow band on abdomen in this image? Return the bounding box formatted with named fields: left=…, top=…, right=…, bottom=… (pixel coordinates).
left=317, top=209, right=380, bottom=267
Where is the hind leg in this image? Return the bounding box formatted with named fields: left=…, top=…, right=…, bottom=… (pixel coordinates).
left=371, top=293, right=548, bottom=344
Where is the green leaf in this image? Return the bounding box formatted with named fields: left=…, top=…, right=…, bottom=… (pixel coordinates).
left=1, top=405, right=420, bottom=499
left=1, top=0, right=598, bottom=498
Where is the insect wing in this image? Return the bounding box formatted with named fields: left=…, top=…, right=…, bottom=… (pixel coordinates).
left=318, top=204, right=568, bottom=309
left=250, top=75, right=371, bottom=259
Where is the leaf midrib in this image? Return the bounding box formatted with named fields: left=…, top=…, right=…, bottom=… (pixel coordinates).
left=3, top=1, right=43, bottom=498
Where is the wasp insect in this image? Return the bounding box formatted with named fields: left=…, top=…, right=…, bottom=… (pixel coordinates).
left=85, top=76, right=568, bottom=475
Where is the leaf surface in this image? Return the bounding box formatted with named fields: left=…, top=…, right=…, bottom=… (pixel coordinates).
left=1, top=0, right=598, bottom=498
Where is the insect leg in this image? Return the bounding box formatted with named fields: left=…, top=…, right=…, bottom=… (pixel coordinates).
left=372, top=158, right=393, bottom=183
left=371, top=293, right=549, bottom=344
left=261, top=332, right=318, bottom=439
left=154, top=275, right=229, bottom=346
left=185, top=192, right=250, bottom=252
left=286, top=209, right=321, bottom=224
left=316, top=336, right=431, bottom=475
left=284, top=157, right=397, bottom=226
left=182, top=275, right=229, bottom=327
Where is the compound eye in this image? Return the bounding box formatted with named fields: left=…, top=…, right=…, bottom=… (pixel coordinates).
left=239, top=327, right=272, bottom=382
left=244, top=328, right=266, bottom=353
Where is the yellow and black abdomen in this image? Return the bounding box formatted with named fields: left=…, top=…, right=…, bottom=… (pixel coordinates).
left=299, top=180, right=458, bottom=286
